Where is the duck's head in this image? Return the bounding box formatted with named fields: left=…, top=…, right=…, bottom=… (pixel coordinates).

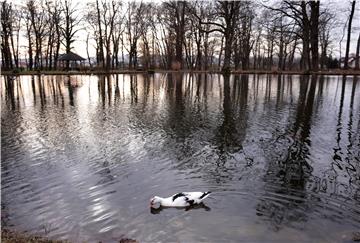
left=150, top=196, right=162, bottom=207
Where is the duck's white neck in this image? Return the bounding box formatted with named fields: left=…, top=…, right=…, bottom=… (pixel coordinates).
left=156, top=197, right=172, bottom=207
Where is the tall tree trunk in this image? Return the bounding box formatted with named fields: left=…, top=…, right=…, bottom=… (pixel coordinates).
left=301, top=1, right=310, bottom=71
left=268, top=38, right=274, bottom=70
left=1, top=1, right=13, bottom=70
left=86, top=33, right=92, bottom=68
left=54, top=32, right=60, bottom=69
left=26, top=22, right=33, bottom=70
left=195, top=38, right=202, bottom=70
left=344, top=0, right=356, bottom=69
left=222, top=29, right=232, bottom=72
left=121, top=34, right=125, bottom=68
left=288, top=38, right=298, bottom=70
left=218, top=36, right=224, bottom=70
left=204, top=32, right=209, bottom=70
left=96, top=0, right=105, bottom=68
left=175, top=1, right=186, bottom=69
left=355, top=33, right=360, bottom=70
left=233, top=37, right=241, bottom=70
left=278, top=32, right=284, bottom=71
left=241, top=15, right=252, bottom=71
left=310, top=1, right=319, bottom=71
left=10, top=25, right=20, bottom=69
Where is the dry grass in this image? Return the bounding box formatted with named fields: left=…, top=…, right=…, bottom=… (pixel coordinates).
left=1, top=229, right=66, bottom=243
left=1, top=229, right=138, bottom=243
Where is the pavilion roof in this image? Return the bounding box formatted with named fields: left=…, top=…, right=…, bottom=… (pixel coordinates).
left=58, top=51, right=86, bottom=61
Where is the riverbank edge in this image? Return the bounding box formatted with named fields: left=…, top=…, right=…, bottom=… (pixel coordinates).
left=1, top=229, right=67, bottom=243
left=1, top=69, right=360, bottom=76
left=1, top=229, right=138, bottom=243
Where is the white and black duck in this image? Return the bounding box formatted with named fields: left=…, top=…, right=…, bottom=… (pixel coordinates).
left=150, top=191, right=211, bottom=208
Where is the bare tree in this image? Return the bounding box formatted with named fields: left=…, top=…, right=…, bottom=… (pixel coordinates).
left=125, top=2, right=147, bottom=69
left=1, top=1, right=14, bottom=70
left=319, top=9, right=335, bottom=69
left=238, top=2, right=255, bottom=70
left=23, top=6, right=34, bottom=70
left=138, top=3, right=155, bottom=70
left=260, top=9, right=276, bottom=70
left=215, top=1, right=241, bottom=72
left=1, top=0, right=356, bottom=73
left=161, top=1, right=187, bottom=70
left=60, top=0, right=81, bottom=69
left=45, top=0, right=62, bottom=70
left=26, top=0, right=48, bottom=69
left=267, top=1, right=321, bottom=71
left=310, top=1, right=320, bottom=71
left=10, top=5, right=21, bottom=69
left=95, top=0, right=105, bottom=67
left=101, top=0, right=120, bottom=69
left=111, top=3, right=125, bottom=69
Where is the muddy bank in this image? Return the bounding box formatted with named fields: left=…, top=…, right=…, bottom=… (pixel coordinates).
left=1, top=229, right=138, bottom=243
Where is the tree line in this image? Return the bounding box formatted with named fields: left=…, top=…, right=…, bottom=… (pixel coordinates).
left=1, top=0, right=359, bottom=72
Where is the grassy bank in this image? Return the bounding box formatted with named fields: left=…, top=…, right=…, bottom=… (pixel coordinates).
left=1, top=229, right=138, bottom=243
left=1, top=69, right=360, bottom=76
left=1, top=229, right=66, bottom=243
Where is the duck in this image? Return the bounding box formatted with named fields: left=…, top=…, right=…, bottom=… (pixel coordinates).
left=150, top=191, right=211, bottom=208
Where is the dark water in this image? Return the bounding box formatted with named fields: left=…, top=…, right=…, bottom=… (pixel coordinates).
left=1, top=74, right=359, bottom=243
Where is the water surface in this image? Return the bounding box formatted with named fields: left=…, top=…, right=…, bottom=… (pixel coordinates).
left=1, top=74, right=360, bottom=242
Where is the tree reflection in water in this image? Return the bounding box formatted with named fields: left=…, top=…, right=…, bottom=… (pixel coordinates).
left=214, top=74, right=248, bottom=164
left=1, top=74, right=359, bottom=241
left=256, top=75, right=316, bottom=230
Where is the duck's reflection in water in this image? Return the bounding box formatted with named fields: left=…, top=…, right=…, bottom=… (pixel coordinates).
left=150, top=203, right=211, bottom=214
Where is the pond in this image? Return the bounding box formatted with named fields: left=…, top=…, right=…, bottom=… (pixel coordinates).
left=1, top=73, right=359, bottom=242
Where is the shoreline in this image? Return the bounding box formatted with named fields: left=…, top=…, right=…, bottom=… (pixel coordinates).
left=1, top=229, right=66, bottom=243
left=1, top=229, right=138, bottom=243
left=1, top=69, right=360, bottom=76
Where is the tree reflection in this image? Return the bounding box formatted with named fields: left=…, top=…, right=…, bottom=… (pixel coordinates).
left=333, top=75, right=359, bottom=201
left=1, top=73, right=360, bottom=237
left=215, top=74, right=238, bottom=162
left=201, top=74, right=250, bottom=184
left=107, top=75, right=112, bottom=106
left=214, top=74, right=245, bottom=161
left=37, top=75, right=47, bottom=108
left=114, top=74, right=120, bottom=102
left=142, top=74, right=151, bottom=106
left=67, top=75, right=74, bottom=106
left=130, top=75, right=138, bottom=103
left=346, top=76, right=358, bottom=185
left=276, top=74, right=283, bottom=107
left=257, top=75, right=317, bottom=230
left=98, top=75, right=106, bottom=107
left=166, top=73, right=185, bottom=133
left=56, top=76, right=64, bottom=107
left=31, top=75, right=36, bottom=104
left=3, top=76, right=16, bottom=110
left=2, top=76, right=26, bottom=110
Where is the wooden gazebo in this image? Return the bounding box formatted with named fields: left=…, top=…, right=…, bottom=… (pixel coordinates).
left=58, top=51, right=86, bottom=70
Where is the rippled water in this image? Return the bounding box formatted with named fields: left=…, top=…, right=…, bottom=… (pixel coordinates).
left=1, top=74, right=359, bottom=242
